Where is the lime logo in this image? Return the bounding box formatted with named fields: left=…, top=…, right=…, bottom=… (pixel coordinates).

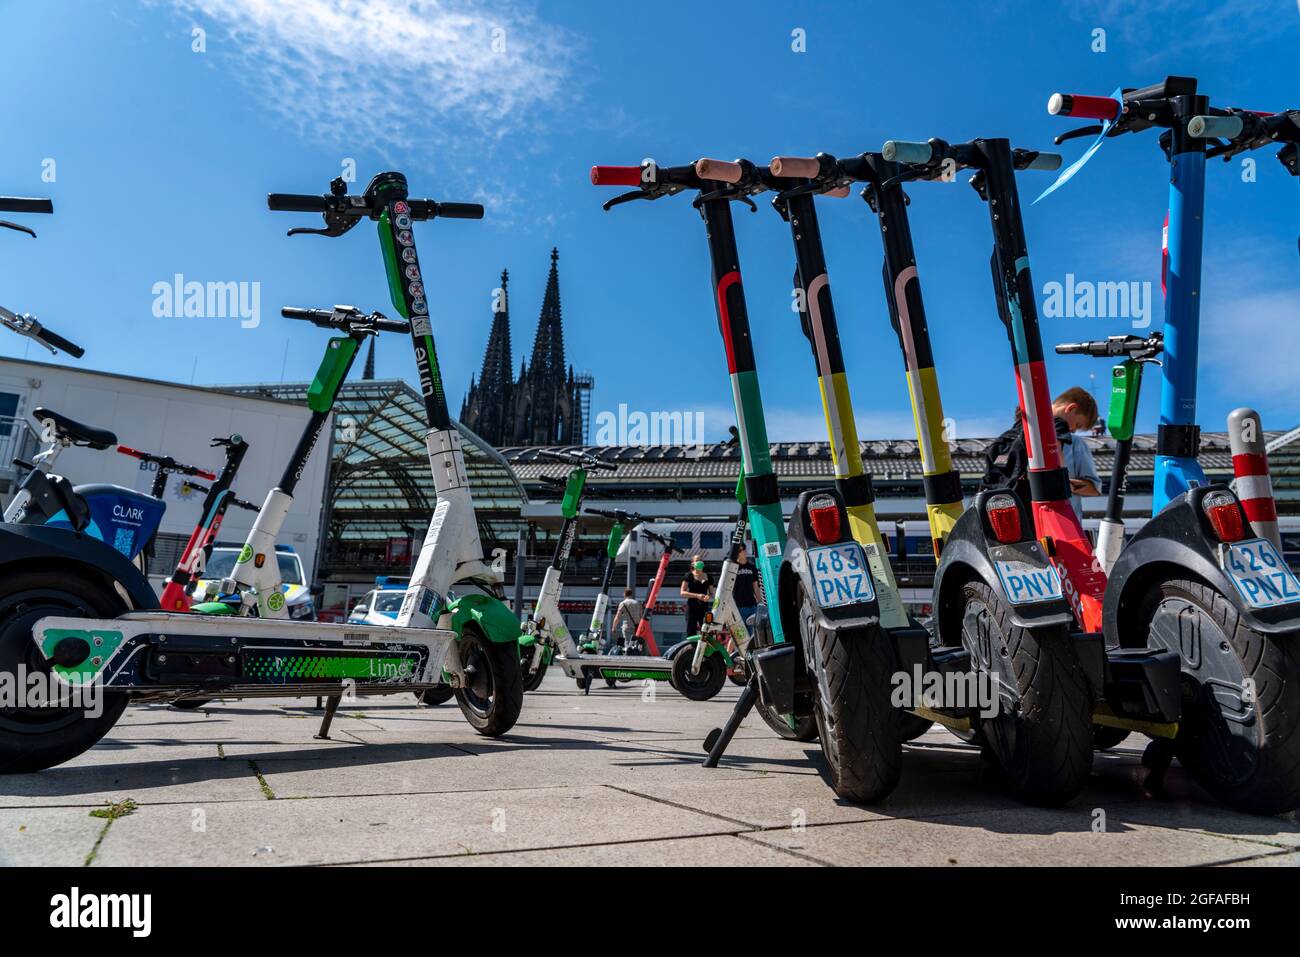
left=266, top=592, right=286, bottom=612
left=236, top=545, right=253, bottom=564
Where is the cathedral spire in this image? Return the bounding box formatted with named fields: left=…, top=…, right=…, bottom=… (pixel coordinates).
left=529, top=248, right=565, bottom=381
left=362, top=336, right=376, bottom=380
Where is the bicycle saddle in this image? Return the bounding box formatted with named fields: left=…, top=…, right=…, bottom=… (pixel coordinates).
left=32, top=407, right=117, bottom=449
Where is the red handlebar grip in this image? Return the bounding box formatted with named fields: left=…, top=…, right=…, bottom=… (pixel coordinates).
left=117, top=445, right=145, bottom=459
left=1047, top=93, right=1120, bottom=121
left=590, top=166, right=643, bottom=187
left=197, top=469, right=218, bottom=481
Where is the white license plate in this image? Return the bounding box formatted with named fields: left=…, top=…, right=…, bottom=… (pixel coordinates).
left=1223, top=538, right=1300, bottom=609
left=994, top=559, right=1063, bottom=605
left=808, top=543, right=875, bottom=608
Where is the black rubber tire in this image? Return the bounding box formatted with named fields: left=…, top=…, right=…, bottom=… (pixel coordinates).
left=957, top=581, right=1092, bottom=806
left=171, top=699, right=212, bottom=711
left=1092, top=725, right=1131, bottom=750
left=1141, top=578, right=1300, bottom=815
left=417, top=686, right=454, bottom=707
left=604, top=677, right=617, bottom=688
left=899, top=712, right=935, bottom=742
left=756, top=695, right=819, bottom=741
left=521, top=656, right=547, bottom=693
left=728, top=672, right=746, bottom=687
left=799, top=584, right=902, bottom=803
left=670, top=648, right=726, bottom=702
left=453, top=626, right=523, bottom=736
left=0, top=571, right=130, bottom=773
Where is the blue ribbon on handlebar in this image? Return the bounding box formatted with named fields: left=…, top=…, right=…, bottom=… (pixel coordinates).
left=1033, top=87, right=1123, bottom=204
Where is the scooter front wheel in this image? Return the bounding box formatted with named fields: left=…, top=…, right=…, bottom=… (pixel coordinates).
left=0, top=571, right=130, bottom=773
left=1142, top=578, right=1300, bottom=815
left=417, top=686, right=454, bottom=707
left=453, top=625, right=523, bottom=736
left=755, top=698, right=818, bottom=741
left=670, top=648, right=726, bottom=701
left=799, top=584, right=902, bottom=803
left=958, top=581, right=1092, bottom=806
left=521, top=658, right=548, bottom=693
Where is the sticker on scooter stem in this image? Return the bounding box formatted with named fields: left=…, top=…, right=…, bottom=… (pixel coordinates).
left=1222, top=538, right=1300, bottom=610
left=808, top=542, right=874, bottom=608
left=994, top=559, right=1064, bottom=605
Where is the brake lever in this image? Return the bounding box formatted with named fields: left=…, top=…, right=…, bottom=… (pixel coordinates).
left=287, top=211, right=361, bottom=238
left=1053, top=125, right=1103, bottom=146
left=602, top=189, right=652, bottom=212
left=0, top=220, right=37, bottom=238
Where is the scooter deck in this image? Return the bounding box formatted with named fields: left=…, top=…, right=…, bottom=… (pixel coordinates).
left=553, top=652, right=674, bottom=682
left=33, top=611, right=456, bottom=690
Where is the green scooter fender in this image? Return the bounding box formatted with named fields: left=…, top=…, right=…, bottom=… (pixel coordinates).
left=446, top=592, right=522, bottom=644
left=677, top=633, right=735, bottom=668
left=190, top=601, right=239, bottom=615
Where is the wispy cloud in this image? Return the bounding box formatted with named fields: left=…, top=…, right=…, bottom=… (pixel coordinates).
left=1063, top=0, right=1295, bottom=61
left=157, top=0, right=579, bottom=186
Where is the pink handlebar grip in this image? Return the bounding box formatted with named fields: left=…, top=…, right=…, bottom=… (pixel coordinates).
left=694, top=158, right=742, bottom=184
left=1047, top=93, right=1120, bottom=121
left=769, top=156, right=820, bottom=178
left=590, top=165, right=643, bottom=187
left=824, top=185, right=851, bottom=198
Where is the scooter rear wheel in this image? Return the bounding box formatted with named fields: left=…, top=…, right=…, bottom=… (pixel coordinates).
left=417, top=686, right=454, bottom=707
left=958, top=581, right=1092, bottom=806
left=453, top=625, right=523, bottom=736
left=1142, top=578, right=1300, bottom=815
left=799, top=584, right=902, bottom=803
left=0, top=571, right=130, bottom=773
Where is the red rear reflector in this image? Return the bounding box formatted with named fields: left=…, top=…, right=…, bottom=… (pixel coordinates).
left=1202, top=490, right=1246, bottom=543
left=808, top=495, right=841, bottom=545
left=986, top=493, right=1022, bottom=544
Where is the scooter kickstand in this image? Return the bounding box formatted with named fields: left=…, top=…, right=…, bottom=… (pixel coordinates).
left=703, top=676, right=759, bottom=768
left=315, top=694, right=342, bottom=740
left=1141, top=738, right=1176, bottom=797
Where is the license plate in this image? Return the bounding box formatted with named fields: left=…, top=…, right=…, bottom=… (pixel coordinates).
left=994, top=559, right=1063, bottom=605
left=1222, top=538, right=1300, bottom=610
left=808, top=543, right=875, bottom=608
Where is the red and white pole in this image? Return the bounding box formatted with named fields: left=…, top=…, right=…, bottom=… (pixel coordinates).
left=1228, top=408, right=1281, bottom=549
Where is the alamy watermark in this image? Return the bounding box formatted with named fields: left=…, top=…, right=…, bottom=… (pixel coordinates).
left=152, top=274, right=261, bottom=329
left=890, top=664, right=1000, bottom=719
left=1041, top=274, right=1152, bottom=329
left=593, top=403, right=705, bottom=453
left=0, top=666, right=104, bottom=718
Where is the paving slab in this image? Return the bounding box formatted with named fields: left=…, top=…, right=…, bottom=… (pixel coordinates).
left=92, top=785, right=738, bottom=866
left=350, top=833, right=818, bottom=866
left=0, top=805, right=113, bottom=866
left=746, top=809, right=1277, bottom=866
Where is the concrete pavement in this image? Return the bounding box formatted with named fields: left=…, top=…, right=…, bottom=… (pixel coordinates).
left=1, top=672, right=1298, bottom=866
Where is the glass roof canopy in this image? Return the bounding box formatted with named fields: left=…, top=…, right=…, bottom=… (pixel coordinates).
left=223, top=379, right=527, bottom=572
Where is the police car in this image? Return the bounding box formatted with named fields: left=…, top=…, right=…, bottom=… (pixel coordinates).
left=194, top=544, right=316, bottom=620
left=347, top=577, right=409, bottom=627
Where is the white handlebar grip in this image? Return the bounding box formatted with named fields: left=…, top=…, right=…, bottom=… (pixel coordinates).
left=1026, top=152, right=1064, bottom=171
left=1188, top=114, right=1244, bottom=139
left=881, top=140, right=933, bottom=165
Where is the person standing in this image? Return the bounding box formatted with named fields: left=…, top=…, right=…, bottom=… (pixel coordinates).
left=608, top=588, right=644, bottom=654
left=731, top=545, right=759, bottom=633
left=679, top=554, right=713, bottom=638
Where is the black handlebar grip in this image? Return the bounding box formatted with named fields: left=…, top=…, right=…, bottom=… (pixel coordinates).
left=37, top=326, right=85, bottom=358
left=374, top=317, right=412, bottom=334
left=267, top=193, right=330, bottom=212
left=436, top=202, right=484, bottom=220
left=593, top=461, right=619, bottom=472
left=0, top=197, right=53, bottom=214
left=281, top=306, right=331, bottom=321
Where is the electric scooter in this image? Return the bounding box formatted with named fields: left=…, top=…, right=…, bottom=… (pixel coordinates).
left=519, top=452, right=733, bottom=700
left=114, top=443, right=217, bottom=575
left=762, top=152, right=1108, bottom=801
left=2, top=173, right=524, bottom=772
left=1043, top=80, right=1300, bottom=811
left=158, top=435, right=252, bottom=610
left=889, top=129, right=1299, bottom=813
left=578, top=506, right=642, bottom=660
left=628, top=527, right=675, bottom=656
left=593, top=159, right=908, bottom=802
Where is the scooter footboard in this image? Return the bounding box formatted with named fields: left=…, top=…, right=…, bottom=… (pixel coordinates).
left=32, top=612, right=456, bottom=692
left=1098, top=646, right=1182, bottom=731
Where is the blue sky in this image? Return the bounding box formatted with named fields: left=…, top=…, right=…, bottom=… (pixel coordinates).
left=1, top=0, right=1297, bottom=444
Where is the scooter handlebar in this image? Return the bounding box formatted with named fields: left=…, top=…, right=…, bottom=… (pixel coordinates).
left=1188, top=114, right=1245, bottom=140
left=266, top=193, right=330, bottom=212
left=880, top=140, right=933, bottom=165
left=32, top=325, right=84, bottom=357
left=590, top=165, right=644, bottom=187
left=694, top=158, right=743, bottom=183
left=281, top=306, right=410, bottom=334
left=1047, top=93, right=1121, bottom=121
left=769, top=156, right=821, bottom=178
left=0, top=197, right=53, bottom=214
left=413, top=200, right=484, bottom=220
